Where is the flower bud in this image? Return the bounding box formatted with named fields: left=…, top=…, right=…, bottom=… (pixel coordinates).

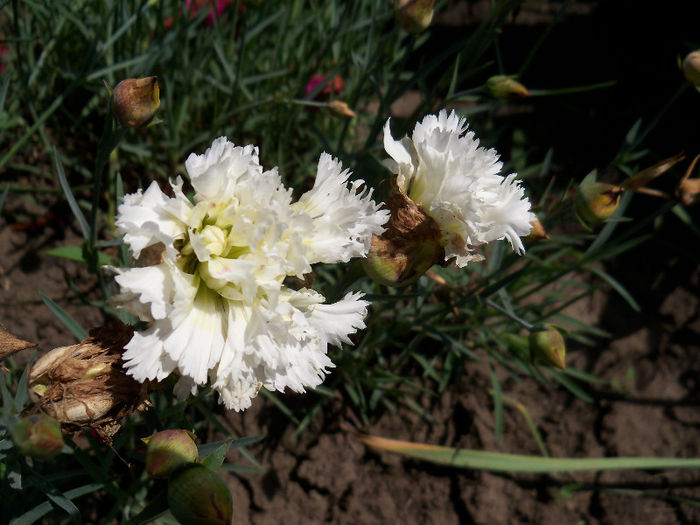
left=143, top=429, right=199, bottom=479
left=682, top=50, right=700, bottom=85
left=676, top=153, right=700, bottom=207
left=529, top=325, right=566, bottom=369
left=574, top=181, right=622, bottom=225
left=485, top=75, right=530, bottom=98
left=522, top=219, right=549, bottom=245
left=362, top=180, right=444, bottom=286
left=326, top=100, right=357, bottom=119
left=677, top=177, right=700, bottom=207
left=168, top=464, right=233, bottom=525
left=394, top=0, right=436, bottom=35
left=11, top=414, right=64, bottom=459
left=112, top=77, right=160, bottom=128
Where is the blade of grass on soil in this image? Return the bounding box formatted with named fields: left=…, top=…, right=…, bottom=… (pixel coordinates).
left=352, top=432, right=700, bottom=473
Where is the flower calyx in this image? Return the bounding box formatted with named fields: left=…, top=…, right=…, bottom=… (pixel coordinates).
left=363, top=179, right=445, bottom=286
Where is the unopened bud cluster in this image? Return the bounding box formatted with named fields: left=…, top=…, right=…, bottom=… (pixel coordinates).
left=143, top=429, right=233, bottom=525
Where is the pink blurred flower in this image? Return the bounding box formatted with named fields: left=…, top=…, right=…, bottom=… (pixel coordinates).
left=163, top=0, right=245, bottom=30
left=304, top=74, right=344, bottom=99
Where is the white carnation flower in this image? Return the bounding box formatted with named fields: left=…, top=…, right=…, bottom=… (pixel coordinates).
left=112, top=137, right=388, bottom=411
left=383, top=110, right=536, bottom=267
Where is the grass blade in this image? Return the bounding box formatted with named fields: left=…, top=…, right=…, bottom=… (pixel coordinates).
left=53, top=148, right=89, bottom=239
left=38, top=293, right=88, bottom=341
left=0, top=186, right=9, bottom=215
left=10, top=483, right=102, bottom=525
left=354, top=432, right=700, bottom=473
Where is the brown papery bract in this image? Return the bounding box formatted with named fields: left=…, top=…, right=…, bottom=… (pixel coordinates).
left=28, top=324, right=150, bottom=444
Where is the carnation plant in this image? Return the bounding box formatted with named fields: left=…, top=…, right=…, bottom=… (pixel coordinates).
left=1, top=1, right=699, bottom=523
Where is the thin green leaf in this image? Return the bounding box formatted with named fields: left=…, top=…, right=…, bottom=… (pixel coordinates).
left=10, top=483, right=102, bottom=525
left=549, top=369, right=593, bottom=403
left=13, top=359, right=32, bottom=413
left=127, top=490, right=169, bottom=525
left=357, top=433, right=700, bottom=473
left=45, top=245, right=115, bottom=267
left=585, top=265, right=640, bottom=312
left=0, top=74, right=9, bottom=117
left=201, top=442, right=229, bottom=471
left=53, top=148, right=89, bottom=239
left=489, top=365, right=504, bottom=443
left=260, top=388, right=300, bottom=425
left=38, top=293, right=87, bottom=341
left=0, top=186, right=9, bottom=215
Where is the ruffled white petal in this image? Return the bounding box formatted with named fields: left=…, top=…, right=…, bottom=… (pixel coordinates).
left=293, top=153, right=389, bottom=264
left=116, top=180, right=191, bottom=259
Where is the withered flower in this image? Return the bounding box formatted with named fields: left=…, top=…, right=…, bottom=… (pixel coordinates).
left=28, top=324, right=150, bottom=443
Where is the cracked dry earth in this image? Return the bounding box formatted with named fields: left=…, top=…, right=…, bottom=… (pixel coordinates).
left=2, top=181, right=700, bottom=524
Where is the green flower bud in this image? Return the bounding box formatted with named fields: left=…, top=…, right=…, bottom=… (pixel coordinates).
left=574, top=181, right=621, bottom=225
left=144, top=429, right=199, bottom=479
left=529, top=325, right=566, bottom=370
left=167, top=464, right=233, bottom=525
left=682, top=50, right=700, bottom=85
left=394, top=0, right=436, bottom=35
left=112, top=77, right=160, bottom=128
left=485, top=75, right=530, bottom=99
left=11, top=414, right=64, bottom=459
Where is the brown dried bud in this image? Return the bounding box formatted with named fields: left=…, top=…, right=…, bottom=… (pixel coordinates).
left=522, top=219, right=549, bottom=245
left=144, top=429, right=199, bottom=479
left=28, top=324, right=150, bottom=443
left=362, top=180, right=444, bottom=286
left=168, top=464, right=234, bottom=525
left=676, top=153, right=700, bottom=207
left=112, top=77, right=160, bottom=128
left=326, top=100, right=357, bottom=119
left=485, top=75, right=530, bottom=98
left=394, top=0, right=436, bottom=35
left=11, top=414, right=64, bottom=459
